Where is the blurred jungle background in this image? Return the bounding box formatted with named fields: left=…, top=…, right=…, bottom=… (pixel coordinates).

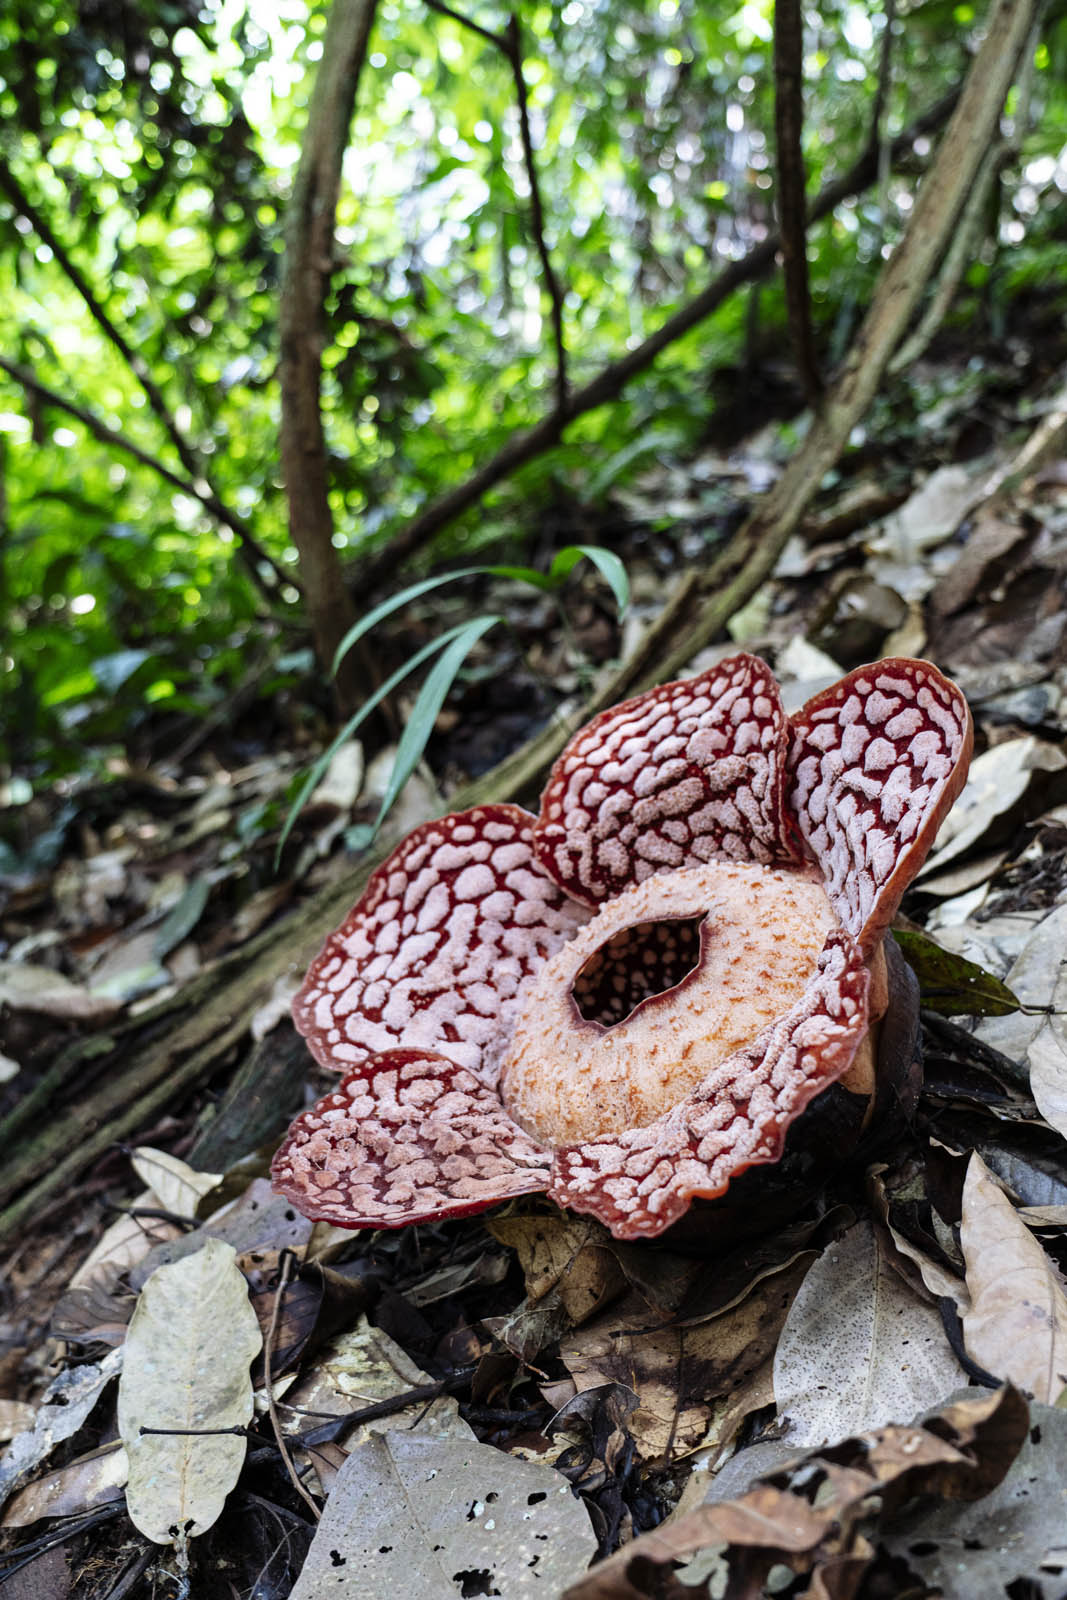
left=4, top=0, right=1066, bottom=799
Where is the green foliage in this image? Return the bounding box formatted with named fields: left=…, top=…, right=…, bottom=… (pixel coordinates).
left=282, top=544, right=628, bottom=857
left=3, top=0, right=1067, bottom=785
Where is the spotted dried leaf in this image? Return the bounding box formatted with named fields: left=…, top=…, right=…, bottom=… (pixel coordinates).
left=562, top=1386, right=1028, bottom=1600
left=289, top=1431, right=596, bottom=1598
left=561, top=1256, right=814, bottom=1462
left=773, top=1221, right=966, bottom=1447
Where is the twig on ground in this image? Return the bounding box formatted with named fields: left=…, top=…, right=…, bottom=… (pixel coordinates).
left=264, top=1250, right=322, bottom=1520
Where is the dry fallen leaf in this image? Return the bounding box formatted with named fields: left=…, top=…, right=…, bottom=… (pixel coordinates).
left=289, top=1430, right=596, bottom=1598
left=0, top=961, right=120, bottom=1020
left=562, top=1386, right=1029, bottom=1600
left=920, top=737, right=1067, bottom=879
left=129, top=1147, right=222, bottom=1221
left=489, top=1214, right=627, bottom=1324
left=562, top=1256, right=813, bottom=1462
left=1, top=1443, right=128, bottom=1529
left=971, top=902, right=1067, bottom=1143
left=960, top=1151, right=1067, bottom=1402
left=0, top=1349, right=123, bottom=1511
left=280, top=1316, right=472, bottom=1449
left=117, top=1237, right=262, bottom=1544
left=773, top=1220, right=965, bottom=1447
left=882, top=1396, right=1067, bottom=1599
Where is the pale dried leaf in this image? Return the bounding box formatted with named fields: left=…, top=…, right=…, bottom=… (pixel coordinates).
left=280, top=1317, right=472, bottom=1447
left=0, top=1349, right=123, bottom=1509
left=773, top=1222, right=965, bottom=1446
left=118, top=1237, right=262, bottom=1543
left=0, top=961, right=120, bottom=1020
left=129, top=1148, right=222, bottom=1221
left=0, top=1402, right=34, bottom=1443
left=69, top=1194, right=181, bottom=1289
left=309, top=739, right=365, bottom=815
left=960, top=1152, right=1067, bottom=1402
left=970, top=902, right=1067, bottom=1140
left=289, top=1430, right=596, bottom=1599
left=920, top=738, right=1067, bottom=879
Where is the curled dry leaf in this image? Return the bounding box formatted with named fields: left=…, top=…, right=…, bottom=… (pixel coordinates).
left=960, top=1151, right=1067, bottom=1403
left=976, top=902, right=1067, bottom=1143
left=883, top=1396, right=1067, bottom=1600
left=289, top=1430, right=596, bottom=1599
left=773, top=1220, right=966, bottom=1448
left=489, top=1215, right=628, bottom=1325
left=117, top=1237, right=262, bottom=1544
left=561, top=1385, right=1029, bottom=1600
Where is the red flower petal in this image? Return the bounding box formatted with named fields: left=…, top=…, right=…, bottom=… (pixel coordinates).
left=788, top=658, right=973, bottom=956
left=271, top=1048, right=551, bottom=1228
left=293, top=804, right=588, bottom=1084
left=534, top=654, right=800, bottom=905
left=547, top=930, right=869, bottom=1240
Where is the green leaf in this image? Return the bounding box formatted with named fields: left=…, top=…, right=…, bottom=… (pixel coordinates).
left=331, top=568, right=488, bottom=676
left=276, top=618, right=499, bottom=866
left=551, top=544, right=630, bottom=617
left=893, top=929, right=1022, bottom=1018
left=485, top=545, right=630, bottom=616
left=152, top=878, right=210, bottom=959
left=369, top=614, right=500, bottom=838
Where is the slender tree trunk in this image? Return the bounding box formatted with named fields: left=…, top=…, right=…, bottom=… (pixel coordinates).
left=280, top=0, right=379, bottom=714
left=773, top=0, right=822, bottom=402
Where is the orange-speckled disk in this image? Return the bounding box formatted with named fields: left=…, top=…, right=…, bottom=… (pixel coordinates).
left=547, top=929, right=870, bottom=1240
left=500, top=860, right=839, bottom=1147
left=788, top=659, right=973, bottom=956
left=533, top=654, right=801, bottom=906
left=271, top=1048, right=551, bottom=1228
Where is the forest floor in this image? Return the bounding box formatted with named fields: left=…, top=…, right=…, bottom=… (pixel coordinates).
left=4, top=309, right=1067, bottom=1599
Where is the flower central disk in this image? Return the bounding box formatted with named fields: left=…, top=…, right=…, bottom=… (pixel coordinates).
left=500, top=861, right=839, bottom=1147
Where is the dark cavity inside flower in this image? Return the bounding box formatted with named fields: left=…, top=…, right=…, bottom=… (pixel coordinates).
left=272, top=655, right=972, bottom=1241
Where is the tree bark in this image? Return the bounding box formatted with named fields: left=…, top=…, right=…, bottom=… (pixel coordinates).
left=280, top=0, right=379, bottom=714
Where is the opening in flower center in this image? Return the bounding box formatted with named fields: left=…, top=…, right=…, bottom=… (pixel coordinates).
left=572, top=915, right=705, bottom=1027
left=500, top=861, right=841, bottom=1148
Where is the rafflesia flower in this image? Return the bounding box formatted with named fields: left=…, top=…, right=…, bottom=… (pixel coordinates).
left=272, top=655, right=971, bottom=1241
